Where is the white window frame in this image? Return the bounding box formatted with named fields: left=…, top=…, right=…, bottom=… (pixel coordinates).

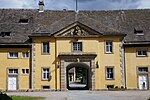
left=105, top=41, right=113, bottom=53
left=134, top=29, right=144, bottom=36
left=22, top=69, right=29, bottom=74
left=22, top=52, right=30, bottom=58
left=106, top=67, right=114, bottom=80
left=137, top=49, right=148, bottom=57
left=138, top=67, right=148, bottom=73
left=136, top=32, right=144, bottom=36
left=8, top=52, right=18, bottom=58
left=8, top=69, right=18, bottom=74
left=72, top=42, right=82, bottom=52
left=42, top=68, right=50, bottom=80
left=42, top=42, right=50, bottom=54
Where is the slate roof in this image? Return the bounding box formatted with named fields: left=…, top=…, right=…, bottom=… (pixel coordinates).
left=0, top=8, right=150, bottom=45
left=0, top=9, right=75, bottom=44
left=79, top=9, right=150, bottom=44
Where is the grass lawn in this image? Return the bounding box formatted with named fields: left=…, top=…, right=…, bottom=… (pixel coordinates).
left=11, top=96, right=45, bottom=100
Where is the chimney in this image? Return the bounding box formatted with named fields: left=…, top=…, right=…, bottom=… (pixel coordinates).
left=38, top=0, right=44, bottom=12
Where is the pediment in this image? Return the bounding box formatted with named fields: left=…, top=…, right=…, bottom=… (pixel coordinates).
left=54, top=22, right=102, bottom=37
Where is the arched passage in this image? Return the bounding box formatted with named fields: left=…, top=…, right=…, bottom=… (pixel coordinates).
left=66, top=63, right=90, bottom=90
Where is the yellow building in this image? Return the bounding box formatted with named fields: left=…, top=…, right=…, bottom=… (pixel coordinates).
left=0, top=2, right=150, bottom=91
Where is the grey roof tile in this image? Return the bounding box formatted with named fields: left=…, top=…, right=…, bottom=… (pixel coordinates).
left=0, top=9, right=150, bottom=44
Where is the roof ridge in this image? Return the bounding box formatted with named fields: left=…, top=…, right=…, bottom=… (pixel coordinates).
left=0, top=8, right=149, bottom=12
left=0, top=8, right=75, bottom=12
left=78, top=8, right=150, bottom=12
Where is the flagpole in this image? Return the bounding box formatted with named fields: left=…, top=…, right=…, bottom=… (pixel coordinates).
left=76, top=0, right=78, bottom=11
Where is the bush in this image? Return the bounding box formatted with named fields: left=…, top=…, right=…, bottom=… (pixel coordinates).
left=0, top=92, right=12, bottom=100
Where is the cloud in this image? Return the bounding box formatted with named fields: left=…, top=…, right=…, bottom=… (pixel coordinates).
left=44, top=0, right=75, bottom=10
left=137, top=0, right=150, bottom=9
left=43, top=0, right=145, bottom=10
left=0, top=0, right=37, bottom=9
left=78, top=0, right=140, bottom=10
left=0, top=0, right=149, bottom=10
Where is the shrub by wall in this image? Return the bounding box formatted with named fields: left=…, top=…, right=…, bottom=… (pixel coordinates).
left=0, top=92, right=12, bottom=100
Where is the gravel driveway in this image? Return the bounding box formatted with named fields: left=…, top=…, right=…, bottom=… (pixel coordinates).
left=7, top=90, right=150, bottom=100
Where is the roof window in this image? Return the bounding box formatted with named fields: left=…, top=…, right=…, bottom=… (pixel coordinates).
left=0, top=32, right=11, bottom=37
left=134, top=28, right=144, bottom=35
left=19, top=19, right=29, bottom=24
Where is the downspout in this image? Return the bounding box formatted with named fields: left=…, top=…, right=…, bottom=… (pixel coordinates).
left=31, top=41, right=34, bottom=90
left=121, top=41, right=126, bottom=89
left=55, top=37, right=57, bottom=90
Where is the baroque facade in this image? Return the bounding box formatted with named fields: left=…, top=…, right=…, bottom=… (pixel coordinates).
left=0, top=3, right=150, bottom=91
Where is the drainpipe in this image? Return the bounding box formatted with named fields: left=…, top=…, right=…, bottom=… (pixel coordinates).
left=121, top=41, right=126, bottom=89
left=31, top=42, right=34, bottom=90
left=55, top=37, right=57, bottom=90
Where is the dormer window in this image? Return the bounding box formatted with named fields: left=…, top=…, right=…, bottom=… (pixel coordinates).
left=134, top=29, right=144, bottom=35
left=19, top=19, right=29, bottom=24
left=1, top=32, right=11, bottom=37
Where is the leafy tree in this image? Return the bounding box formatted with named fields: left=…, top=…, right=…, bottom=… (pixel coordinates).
left=0, top=92, right=12, bottom=100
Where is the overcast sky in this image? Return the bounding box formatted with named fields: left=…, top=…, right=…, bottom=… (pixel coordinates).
left=0, top=0, right=150, bottom=10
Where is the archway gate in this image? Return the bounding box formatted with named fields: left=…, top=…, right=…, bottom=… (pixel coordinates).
left=66, top=62, right=89, bottom=90
left=58, top=52, right=97, bottom=90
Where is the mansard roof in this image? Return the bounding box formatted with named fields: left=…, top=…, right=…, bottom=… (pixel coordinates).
left=0, top=8, right=150, bottom=45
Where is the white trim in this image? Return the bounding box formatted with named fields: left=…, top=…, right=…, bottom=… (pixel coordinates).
left=72, top=42, right=82, bottom=52
left=22, top=52, right=30, bottom=58
left=136, top=49, right=148, bottom=57
left=8, top=76, right=18, bottom=91
left=106, top=67, right=114, bottom=80
left=8, top=68, right=18, bottom=75
left=42, top=42, right=50, bottom=54
left=21, top=69, right=29, bottom=74
left=105, top=41, right=113, bottom=54
left=8, top=52, right=19, bottom=58
left=138, top=67, right=148, bottom=73
left=42, top=68, right=50, bottom=80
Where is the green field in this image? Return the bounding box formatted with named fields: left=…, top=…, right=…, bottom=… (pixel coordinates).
left=11, top=96, right=45, bottom=100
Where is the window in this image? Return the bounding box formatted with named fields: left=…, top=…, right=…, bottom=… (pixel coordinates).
left=134, top=29, right=144, bottom=35
left=8, top=52, right=18, bottom=58
left=138, top=67, right=148, bottom=72
left=22, top=69, right=29, bottom=74
left=19, top=19, right=28, bottom=24
left=8, top=69, right=18, bottom=74
left=105, top=41, right=113, bottom=53
left=22, top=52, right=29, bottom=58
left=73, top=42, right=82, bottom=51
left=137, top=50, right=147, bottom=57
left=0, top=32, right=11, bottom=37
left=42, top=86, right=50, bottom=90
left=42, top=42, right=49, bottom=54
left=42, top=68, right=50, bottom=80
left=106, top=67, right=114, bottom=80
left=107, top=85, right=114, bottom=89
